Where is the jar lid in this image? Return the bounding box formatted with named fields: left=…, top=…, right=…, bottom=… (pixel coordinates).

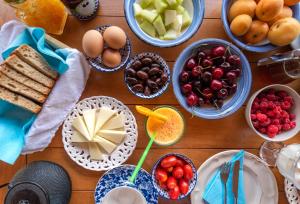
left=4, top=182, right=49, bottom=204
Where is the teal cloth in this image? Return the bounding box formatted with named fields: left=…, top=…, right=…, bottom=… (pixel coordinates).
left=0, top=27, right=70, bottom=164
left=203, top=150, right=246, bottom=204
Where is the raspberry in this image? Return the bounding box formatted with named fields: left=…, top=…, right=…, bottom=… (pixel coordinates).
left=251, top=114, right=257, bottom=121
left=260, top=101, right=268, bottom=109
left=290, top=121, right=296, bottom=129
left=277, top=124, right=282, bottom=131
left=282, top=124, right=291, bottom=131
left=258, top=93, right=266, bottom=99
left=252, top=121, right=260, bottom=129
left=274, top=101, right=281, bottom=106
left=252, top=102, right=260, bottom=110
left=267, top=110, right=275, bottom=118
left=281, top=101, right=291, bottom=110
left=277, top=91, right=288, bottom=98
left=283, top=118, right=290, bottom=124
left=267, top=132, right=277, bottom=138
left=284, top=96, right=294, bottom=105
left=268, top=101, right=276, bottom=109
left=253, top=97, right=260, bottom=103
left=257, top=113, right=267, bottom=122
left=261, top=97, right=268, bottom=103
left=289, top=114, right=296, bottom=120
left=259, top=127, right=267, bottom=134
left=267, top=125, right=279, bottom=134
left=281, top=111, right=289, bottom=119
left=267, top=94, right=276, bottom=101
left=260, top=118, right=271, bottom=127
left=272, top=119, right=280, bottom=125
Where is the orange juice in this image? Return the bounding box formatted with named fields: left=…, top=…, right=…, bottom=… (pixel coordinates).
left=146, top=106, right=185, bottom=146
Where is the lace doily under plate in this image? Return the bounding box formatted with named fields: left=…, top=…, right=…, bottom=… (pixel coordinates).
left=285, top=179, right=300, bottom=204
left=62, top=96, right=138, bottom=171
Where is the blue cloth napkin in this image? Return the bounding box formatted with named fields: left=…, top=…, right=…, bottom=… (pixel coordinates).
left=202, top=150, right=246, bottom=204
left=0, top=27, right=70, bottom=164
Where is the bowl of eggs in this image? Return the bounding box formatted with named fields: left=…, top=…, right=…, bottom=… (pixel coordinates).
left=221, top=0, right=300, bottom=52
left=82, top=25, right=131, bottom=72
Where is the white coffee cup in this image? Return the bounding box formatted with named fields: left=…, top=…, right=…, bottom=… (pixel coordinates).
left=102, top=186, right=147, bottom=204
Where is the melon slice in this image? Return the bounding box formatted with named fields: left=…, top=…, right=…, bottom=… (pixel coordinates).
left=154, top=0, right=168, bottom=13
left=140, top=21, right=157, bottom=37
left=153, top=15, right=167, bottom=36
left=140, top=9, right=158, bottom=22
left=165, top=10, right=177, bottom=26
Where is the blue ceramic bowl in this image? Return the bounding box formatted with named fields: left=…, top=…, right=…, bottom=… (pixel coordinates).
left=222, top=1, right=300, bottom=52
left=124, top=0, right=205, bottom=47
left=151, top=153, right=197, bottom=200
left=124, top=52, right=171, bottom=99
left=87, top=25, right=131, bottom=72
left=173, top=38, right=252, bottom=120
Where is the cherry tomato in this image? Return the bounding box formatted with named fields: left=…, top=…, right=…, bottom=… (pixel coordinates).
left=156, top=168, right=168, bottom=183
left=183, top=164, right=194, bottom=181
left=159, top=181, right=168, bottom=190
left=167, top=167, right=173, bottom=173
left=179, top=179, right=189, bottom=194
left=161, top=156, right=177, bottom=168
left=172, top=166, right=184, bottom=179
left=167, top=176, right=178, bottom=189
left=176, top=158, right=185, bottom=167
left=168, top=186, right=180, bottom=200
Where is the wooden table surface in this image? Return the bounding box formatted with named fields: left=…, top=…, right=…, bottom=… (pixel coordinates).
left=0, top=1, right=299, bottom=203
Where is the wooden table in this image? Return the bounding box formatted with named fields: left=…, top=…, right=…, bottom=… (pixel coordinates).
left=0, top=1, right=299, bottom=203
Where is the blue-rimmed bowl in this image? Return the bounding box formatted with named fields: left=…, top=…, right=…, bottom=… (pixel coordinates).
left=221, top=0, right=300, bottom=52
left=173, top=38, right=252, bottom=119
left=124, top=52, right=171, bottom=99
left=151, top=153, right=197, bottom=200
left=87, top=25, right=131, bottom=72
left=124, top=0, right=205, bottom=47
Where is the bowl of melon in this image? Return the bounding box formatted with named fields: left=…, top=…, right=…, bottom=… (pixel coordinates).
left=124, top=0, right=205, bottom=47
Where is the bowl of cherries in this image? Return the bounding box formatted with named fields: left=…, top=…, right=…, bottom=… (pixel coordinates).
left=152, top=153, right=197, bottom=200
left=173, top=38, right=252, bottom=119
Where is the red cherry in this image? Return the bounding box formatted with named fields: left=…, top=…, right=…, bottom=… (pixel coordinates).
left=186, top=93, right=199, bottom=106
left=181, top=84, right=192, bottom=95
left=212, top=68, right=224, bottom=79
left=210, top=79, right=223, bottom=91
left=186, top=58, right=196, bottom=70
left=211, top=46, right=226, bottom=57
left=192, top=66, right=202, bottom=77
left=202, top=88, right=213, bottom=99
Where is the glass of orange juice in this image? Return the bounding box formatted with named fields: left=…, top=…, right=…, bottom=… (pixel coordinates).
left=145, top=106, right=185, bottom=146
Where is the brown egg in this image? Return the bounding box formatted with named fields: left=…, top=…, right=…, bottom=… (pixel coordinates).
left=82, top=30, right=104, bottom=58
left=102, top=49, right=122, bottom=68
left=103, top=26, right=127, bottom=49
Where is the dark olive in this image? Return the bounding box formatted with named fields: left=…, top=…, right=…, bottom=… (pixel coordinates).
left=141, top=57, right=153, bottom=65
left=126, top=68, right=136, bottom=77
left=136, top=71, right=149, bottom=80
left=141, top=67, right=150, bottom=73
left=132, top=60, right=142, bottom=70
left=127, top=77, right=138, bottom=86
left=144, top=86, right=151, bottom=96
left=151, top=63, right=161, bottom=69
left=132, top=84, right=144, bottom=93
left=161, top=73, right=168, bottom=83
left=148, top=67, right=160, bottom=76
left=147, top=79, right=158, bottom=89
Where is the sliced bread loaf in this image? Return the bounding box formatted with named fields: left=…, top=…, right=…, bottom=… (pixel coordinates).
left=5, top=55, right=55, bottom=88
left=13, top=45, right=58, bottom=80
left=0, top=87, right=41, bottom=113
left=0, top=63, right=51, bottom=96
left=0, top=73, right=47, bottom=104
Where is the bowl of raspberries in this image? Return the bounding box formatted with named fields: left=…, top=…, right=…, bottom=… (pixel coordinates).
left=173, top=38, right=252, bottom=119
left=246, top=84, right=300, bottom=141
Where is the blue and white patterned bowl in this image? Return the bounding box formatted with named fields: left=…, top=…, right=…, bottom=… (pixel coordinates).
left=151, top=153, right=197, bottom=200
left=87, top=25, right=131, bottom=72
left=221, top=0, right=300, bottom=52
left=172, top=38, right=252, bottom=119
left=124, top=0, right=205, bottom=47
left=95, top=165, right=158, bottom=204
left=124, top=52, right=171, bottom=99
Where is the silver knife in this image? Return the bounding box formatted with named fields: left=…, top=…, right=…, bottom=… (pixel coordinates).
left=232, top=160, right=240, bottom=204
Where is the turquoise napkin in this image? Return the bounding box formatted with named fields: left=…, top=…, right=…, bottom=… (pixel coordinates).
left=0, top=26, right=70, bottom=164
left=202, top=150, right=246, bottom=204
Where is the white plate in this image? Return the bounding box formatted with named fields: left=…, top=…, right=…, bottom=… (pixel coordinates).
left=191, top=150, right=278, bottom=204
left=62, top=96, right=138, bottom=171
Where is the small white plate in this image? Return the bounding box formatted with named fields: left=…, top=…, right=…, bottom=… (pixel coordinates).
left=191, top=150, right=278, bottom=204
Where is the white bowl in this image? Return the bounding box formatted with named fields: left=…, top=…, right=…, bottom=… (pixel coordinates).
left=245, top=84, right=300, bottom=142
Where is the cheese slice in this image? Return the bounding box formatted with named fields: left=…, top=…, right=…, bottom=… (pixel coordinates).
left=71, top=131, right=88, bottom=143
left=101, top=114, right=124, bottom=130
left=95, top=107, right=116, bottom=133
left=88, top=143, right=104, bottom=160
left=93, top=136, right=117, bottom=154
left=97, top=130, right=126, bottom=144
left=72, top=116, right=91, bottom=141
left=82, top=109, right=96, bottom=139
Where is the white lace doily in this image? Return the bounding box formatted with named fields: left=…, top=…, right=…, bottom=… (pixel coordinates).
left=285, top=179, right=300, bottom=204
left=62, top=96, right=138, bottom=171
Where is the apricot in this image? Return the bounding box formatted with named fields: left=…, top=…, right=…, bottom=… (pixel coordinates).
left=268, top=6, right=293, bottom=26
left=284, top=0, right=300, bottom=6
left=256, top=0, right=284, bottom=21
left=244, top=20, right=269, bottom=44
left=268, top=17, right=300, bottom=46
left=230, top=14, right=253, bottom=36
left=228, top=0, right=257, bottom=22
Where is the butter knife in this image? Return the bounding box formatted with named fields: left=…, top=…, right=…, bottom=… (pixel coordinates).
left=232, top=160, right=240, bottom=204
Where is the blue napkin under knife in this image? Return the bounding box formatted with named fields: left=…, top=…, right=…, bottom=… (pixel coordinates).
left=0, top=26, right=70, bottom=165
left=202, top=150, right=246, bottom=204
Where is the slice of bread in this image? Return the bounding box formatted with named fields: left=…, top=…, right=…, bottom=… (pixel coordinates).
left=5, top=55, right=55, bottom=88
left=0, top=73, right=47, bottom=104
left=0, top=87, right=41, bottom=113
left=0, top=63, right=51, bottom=96
left=13, top=45, right=58, bottom=80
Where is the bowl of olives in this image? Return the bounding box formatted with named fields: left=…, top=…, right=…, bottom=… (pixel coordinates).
left=172, top=38, right=252, bottom=119
left=124, top=52, right=170, bottom=99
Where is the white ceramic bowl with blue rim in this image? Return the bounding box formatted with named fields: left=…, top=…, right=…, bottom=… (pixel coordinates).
left=94, top=165, right=158, bottom=204
left=124, top=0, right=205, bottom=47
left=87, top=25, right=131, bottom=72
left=245, top=84, right=300, bottom=142
left=124, top=52, right=171, bottom=99
left=172, top=38, right=252, bottom=119
left=151, top=153, right=197, bottom=200
left=221, top=0, right=300, bottom=53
